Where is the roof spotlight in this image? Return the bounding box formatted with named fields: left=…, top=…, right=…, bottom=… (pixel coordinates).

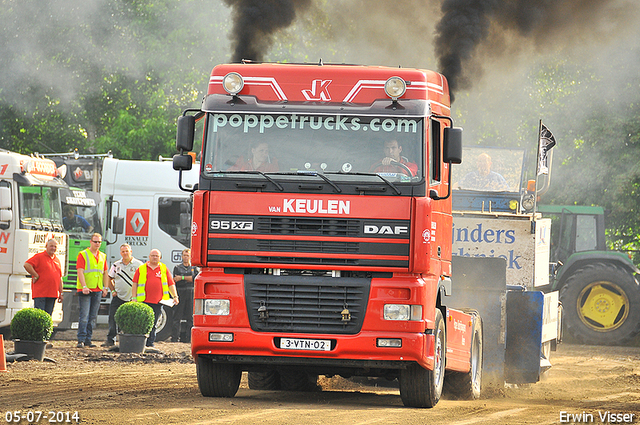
left=385, top=77, right=406, bottom=100
left=223, top=72, right=244, bottom=95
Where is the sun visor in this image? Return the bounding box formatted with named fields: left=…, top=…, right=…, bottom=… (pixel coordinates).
left=13, top=172, right=68, bottom=188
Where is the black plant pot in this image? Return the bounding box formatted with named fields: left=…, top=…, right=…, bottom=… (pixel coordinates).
left=14, top=340, right=47, bottom=361
left=119, top=334, right=148, bottom=353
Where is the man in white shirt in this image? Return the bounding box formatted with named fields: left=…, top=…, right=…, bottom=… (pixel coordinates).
left=102, top=244, right=144, bottom=347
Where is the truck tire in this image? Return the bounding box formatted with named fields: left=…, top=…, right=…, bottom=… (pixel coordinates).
left=399, top=309, right=446, bottom=408
left=154, top=305, right=173, bottom=342
left=560, top=262, right=640, bottom=345
left=196, top=356, right=241, bottom=398
left=279, top=370, right=319, bottom=392
left=444, top=312, right=482, bottom=400
left=248, top=370, right=281, bottom=390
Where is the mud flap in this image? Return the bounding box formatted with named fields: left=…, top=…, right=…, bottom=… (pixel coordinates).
left=449, top=256, right=507, bottom=388
left=505, top=290, right=543, bottom=384
left=57, top=290, right=79, bottom=330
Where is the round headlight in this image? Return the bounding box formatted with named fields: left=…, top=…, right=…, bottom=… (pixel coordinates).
left=521, top=194, right=535, bottom=211
left=385, top=77, right=406, bottom=100
left=223, top=72, right=244, bottom=95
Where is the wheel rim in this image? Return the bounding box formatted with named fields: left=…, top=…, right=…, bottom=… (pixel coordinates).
left=577, top=281, right=630, bottom=332
left=156, top=309, right=167, bottom=332
left=434, top=327, right=444, bottom=387
left=471, top=330, right=481, bottom=393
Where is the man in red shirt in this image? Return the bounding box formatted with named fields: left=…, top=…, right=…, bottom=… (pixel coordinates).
left=132, top=249, right=179, bottom=347
left=24, top=238, right=64, bottom=316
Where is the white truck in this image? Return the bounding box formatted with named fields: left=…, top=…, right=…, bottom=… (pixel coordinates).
left=0, top=150, right=69, bottom=333
left=100, top=157, right=199, bottom=340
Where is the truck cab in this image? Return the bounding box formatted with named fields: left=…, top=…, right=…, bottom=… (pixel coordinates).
left=172, top=62, right=505, bottom=408
left=0, top=150, right=68, bottom=332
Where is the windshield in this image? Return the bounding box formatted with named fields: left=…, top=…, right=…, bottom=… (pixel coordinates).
left=202, top=113, right=424, bottom=183
left=453, top=147, right=525, bottom=193
left=19, top=185, right=64, bottom=231
left=61, top=189, right=102, bottom=237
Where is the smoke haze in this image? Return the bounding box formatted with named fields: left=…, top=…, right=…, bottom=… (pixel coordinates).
left=223, top=0, right=311, bottom=62
left=434, top=0, right=638, bottom=101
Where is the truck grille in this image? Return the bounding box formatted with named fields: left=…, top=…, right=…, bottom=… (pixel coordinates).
left=245, top=274, right=370, bottom=335
left=63, top=261, right=78, bottom=290
left=257, top=217, right=361, bottom=237
left=207, top=215, right=410, bottom=269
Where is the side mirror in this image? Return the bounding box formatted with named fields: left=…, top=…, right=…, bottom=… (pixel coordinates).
left=0, top=186, right=12, bottom=228
left=0, top=209, right=12, bottom=222
left=112, top=216, right=124, bottom=235
left=443, top=127, right=463, bottom=164
left=180, top=212, right=191, bottom=235
left=0, top=186, right=11, bottom=209
left=176, top=115, right=195, bottom=152
left=173, top=154, right=193, bottom=171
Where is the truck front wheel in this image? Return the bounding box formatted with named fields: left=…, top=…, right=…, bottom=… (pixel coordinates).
left=196, top=356, right=241, bottom=398
left=399, top=309, right=446, bottom=408
left=561, top=263, right=640, bottom=345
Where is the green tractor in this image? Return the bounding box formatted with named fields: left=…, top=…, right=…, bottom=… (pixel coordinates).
left=539, top=205, right=640, bottom=345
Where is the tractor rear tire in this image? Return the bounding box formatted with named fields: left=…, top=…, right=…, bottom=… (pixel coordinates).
left=560, top=262, right=640, bottom=345
left=196, top=356, right=241, bottom=398
left=399, top=309, right=446, bottom=408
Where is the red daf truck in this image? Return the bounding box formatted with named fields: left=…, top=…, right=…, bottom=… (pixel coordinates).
left=173, top=62, right=549, bottom=408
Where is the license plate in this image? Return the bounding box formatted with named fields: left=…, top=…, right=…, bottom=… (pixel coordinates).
left=280, top=338, right=331, bottom=351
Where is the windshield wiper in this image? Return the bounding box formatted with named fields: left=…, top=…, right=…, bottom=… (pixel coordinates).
left=220, top=170, right=284, bottom=191
left=325, top=172, right=402, bottom=195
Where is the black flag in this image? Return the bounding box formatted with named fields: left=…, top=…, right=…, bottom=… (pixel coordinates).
left=537, top=123, right=557, bottom=175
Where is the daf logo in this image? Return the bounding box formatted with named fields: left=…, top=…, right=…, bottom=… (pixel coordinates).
left=364, top=225, right=409, bottom=235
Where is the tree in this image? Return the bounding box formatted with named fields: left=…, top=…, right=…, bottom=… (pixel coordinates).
left=0, top=0, right=230, bottom=159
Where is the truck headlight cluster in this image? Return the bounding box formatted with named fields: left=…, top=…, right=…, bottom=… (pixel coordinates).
left=209, top=333, right=234, bottom=342
left=383, top=304, right=422, bottom=321
left=195, top=299, right=230, bottom=316
left=14, top=292, right=30, bottom=303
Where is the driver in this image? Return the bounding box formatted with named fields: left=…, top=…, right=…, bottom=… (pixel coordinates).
left=63, top=205, right=93, bottom=232
left=371, top=139, right=418, bottom=176
left=457, top=152, right=508, bottom=191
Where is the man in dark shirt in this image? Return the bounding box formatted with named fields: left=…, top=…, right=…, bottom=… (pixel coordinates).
left=171, top=249, right=198, bottom=343
left=63, top=205, right=93, bottom=232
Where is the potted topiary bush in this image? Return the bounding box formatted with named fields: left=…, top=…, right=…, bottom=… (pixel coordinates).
left=114, top=302, right=155, bottom=353
left=10, top=308, right=53, bottom=361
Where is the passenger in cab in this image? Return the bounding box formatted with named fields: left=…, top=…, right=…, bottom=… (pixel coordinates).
left=229, top=141, right=279, bottom=172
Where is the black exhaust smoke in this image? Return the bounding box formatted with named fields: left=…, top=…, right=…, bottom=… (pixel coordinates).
left=223, top=0, right=312, bottom=63
left=435, top=0, right=632, bottom=102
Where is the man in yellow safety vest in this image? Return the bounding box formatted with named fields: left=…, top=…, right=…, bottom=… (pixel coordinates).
left=132, top=249, right=179, bottom=347
left=76, top=233, right=108, bottom=348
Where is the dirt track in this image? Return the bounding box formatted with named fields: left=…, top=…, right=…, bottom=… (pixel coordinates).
left=2, top=332, right=639, bottom=425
